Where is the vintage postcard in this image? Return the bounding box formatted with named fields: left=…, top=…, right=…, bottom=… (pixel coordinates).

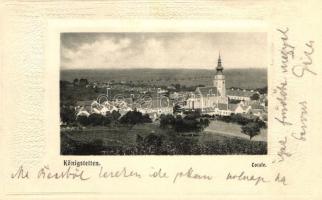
left=1, top=0, right=322, bottom=200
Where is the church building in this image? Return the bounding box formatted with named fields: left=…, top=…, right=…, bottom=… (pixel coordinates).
left=186, top=53, right=231, bottom=115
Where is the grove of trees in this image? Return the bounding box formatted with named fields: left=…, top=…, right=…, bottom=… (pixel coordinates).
left=76, top=111, right=121, bottom=126
left=61, top=109, right=152, bottom=127
left=214, top=113, right=266, bottom=129
left=119, top=110, right=152, bottom=125
left=159, top=113, right=210, bottom=133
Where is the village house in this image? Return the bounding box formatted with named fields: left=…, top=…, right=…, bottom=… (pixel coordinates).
left=74, top=53, right=267, bottom=120
left=227, top=88, right=259, bottom=101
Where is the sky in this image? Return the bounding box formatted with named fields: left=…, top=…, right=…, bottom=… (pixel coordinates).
left=61, top=32, right=267, bottom=70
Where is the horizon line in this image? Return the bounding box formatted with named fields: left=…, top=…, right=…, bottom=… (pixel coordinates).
left=61, top=67, right=267, bottom=70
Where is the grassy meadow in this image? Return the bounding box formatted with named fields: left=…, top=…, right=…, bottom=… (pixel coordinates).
left=61, top=121, right=267, bottom=155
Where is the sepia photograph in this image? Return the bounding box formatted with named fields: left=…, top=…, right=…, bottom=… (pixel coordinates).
left=60, top=32, right=268, bottom=155
left=3, top=0, right=322, bottom=199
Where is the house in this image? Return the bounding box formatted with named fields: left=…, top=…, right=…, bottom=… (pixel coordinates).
left=227, top=88, right=259, bottom=101
left=76, top=100, right=93, bottom=113
left=76, top=109, right=90, bottom=117
left=229, top=101, right=251, bottom=114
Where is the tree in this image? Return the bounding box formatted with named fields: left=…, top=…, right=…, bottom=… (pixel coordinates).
left=160, top=114, right=175, bottom=128
left=142, top=114, right=152, bottom=123
left=79, top=78, right=88, bottom=87
left=73, top=78, right=79, bottom=86
left=77, top=115, right=89, bottom=126
left=241, top=122, right=261, bottom=140
left=250, top=93, right=260, bottom=101
left=200, top=118, right=210, bottom=128
left=60, top=106, right=76, bottom=124
left=136, top=134, right=144, bottom=145
left=112, top=110, right=121, bottom=120
left=173, top=104, right=182, bottom=114
left=106, top=110, right=121, bottom=122
left=183, top=110, right=201, bottom=119
left=60, top=80, right=70, bottom=90
left=257, top=86, right=268, bottom=94
left=88, top=113, right=105, bottom=126
left=254, top=117, right=267, bottom=129
left=174, top=115, right=184, bottom=132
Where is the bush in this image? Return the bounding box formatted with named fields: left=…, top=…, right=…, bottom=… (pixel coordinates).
left=61, top=134, right=105, bottom=155
left=61, top=131, right=267, bottom=155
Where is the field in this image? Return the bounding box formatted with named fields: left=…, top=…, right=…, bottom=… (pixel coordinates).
left=61, top=68, right=267, bottom=89
left=204, top=121, right=267, bottom=142
left=62, top=123, right=159, bottom=147
left=61, top=121, right=267, bottom=155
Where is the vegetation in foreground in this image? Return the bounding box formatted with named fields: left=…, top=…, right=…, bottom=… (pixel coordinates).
left=61, top=107, right=267, bottom=155
left=61, top=124, right=267, bottom=155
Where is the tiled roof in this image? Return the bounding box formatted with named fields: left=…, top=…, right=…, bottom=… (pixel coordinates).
left=137, top=98, right=175, bottom=109
left=217, top=103, right=228, bottom=110
left=240, top=104, right=250, bottom=110
left=76, top=100, right=93, bottom=106
left=250, top=102, right=264, bottom=110
left=228, top=103, right=238, bottom=111
left=227, top=89, right=256, bottom=97
left=196, top=86, right=218, bottom=97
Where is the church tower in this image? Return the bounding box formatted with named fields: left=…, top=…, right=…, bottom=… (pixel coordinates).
left=213, top=53, right=226, bottom=97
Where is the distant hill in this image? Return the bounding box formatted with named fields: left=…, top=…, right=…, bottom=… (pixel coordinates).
left=60, top=68, right=267, bottom=89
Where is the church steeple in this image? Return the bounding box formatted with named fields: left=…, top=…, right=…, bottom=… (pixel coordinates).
left=216, top=52, right=223, bottom=73
left=213, top=52, right=226, bottom=96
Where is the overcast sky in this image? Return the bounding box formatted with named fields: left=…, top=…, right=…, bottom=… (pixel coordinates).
left=61, top=32, right=267, bottom=70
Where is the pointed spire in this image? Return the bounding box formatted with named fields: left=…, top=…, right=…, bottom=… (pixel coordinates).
left=216, top=51, right=223, bottom=72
